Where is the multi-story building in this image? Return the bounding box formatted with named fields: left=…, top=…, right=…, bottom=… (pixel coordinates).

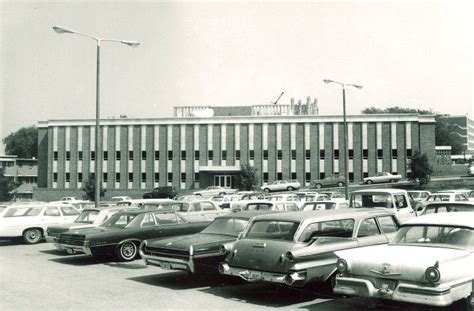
left=0, top=155, right=38, bottom=200
left=439, top=115, right=474, bottom=155
left=36, top=112, right=436, bottom=200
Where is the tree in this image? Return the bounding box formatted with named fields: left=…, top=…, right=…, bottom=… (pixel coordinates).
left=361, top=106, right=433, bottom=115
left=0, top=168, right=19, bottom=202
left=81, top=174, right=106, bottom=201
left=3, top=126, right=38, bottom=159
left=409, top=150, right=433, bottom=187
left=234, top=163, right=259, bottom=191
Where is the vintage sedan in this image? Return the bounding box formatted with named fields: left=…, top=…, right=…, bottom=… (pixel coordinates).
left=55, top=210, right=210, bottom=261
left=159, top=200, right=229, bottom=221
left=193, top=186, right=237, bottom=197
left=419, top=201, right=474, bottom=215
left=363, top=172, right=402, bottom=184
left=312, top=174, right=346, bottom=189
left=301, top=200, right=349, bottom=211
left=260, top=180, right=301, bottom=193
left=140, top=211, right=272, bottom=274
left=219, top=209, right=400, bottom=290
left=334, top=212, right=474, bottom=309
left=0, top=203, right=80, bottom=244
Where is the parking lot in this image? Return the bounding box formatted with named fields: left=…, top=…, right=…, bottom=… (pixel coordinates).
left=0, top=240, right=435, bottom=311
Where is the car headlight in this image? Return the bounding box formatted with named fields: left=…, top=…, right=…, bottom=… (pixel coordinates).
left=336, top=258, right=348, bottom=273
left=425, top=266, right=440, bottom=283
left=285, top=251, right=294, bottom=261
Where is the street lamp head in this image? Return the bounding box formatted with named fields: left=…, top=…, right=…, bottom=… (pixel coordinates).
left=52, top=26, right=74, bottom=34
left=323, top=79, right=333, bottom=84
left=121, top=40, right=140, bottom=48
left=352, top=84, right=363, bottom=89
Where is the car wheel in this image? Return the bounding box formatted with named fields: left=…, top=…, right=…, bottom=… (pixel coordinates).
left=23, top=228, right=42, bottom=244
left=287, top=186, right=294, bottom=191
left=263, top=188, right=270, bottom=193
left=337, top=182, right=344, bottom=187
left=315, top=183, right=322, bottom=189
left=366, top=180, right=373, bottom=184
left=116, top=241, right=138, bottom=261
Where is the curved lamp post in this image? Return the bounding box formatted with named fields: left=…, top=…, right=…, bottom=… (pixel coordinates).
left=323, top=79, right=363, bottom=200
left=53, top=26, right=140, bottom=207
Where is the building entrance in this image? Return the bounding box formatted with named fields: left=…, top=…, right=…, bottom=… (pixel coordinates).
left=214, top=175, right=234, bottom=188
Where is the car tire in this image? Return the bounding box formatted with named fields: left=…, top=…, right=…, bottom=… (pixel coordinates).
left=287, top=186, right=294, bottom=191
left=366, top=180, right=373, bottom=184
left=116, top=241, right=138, bottom=262
left=315, top=183, right=322, bottom=189
left=22, top=228, right=42, bottom=244
left=337, top=182, right=344, bottom=187
left=263, top=188, right=270, bottom=193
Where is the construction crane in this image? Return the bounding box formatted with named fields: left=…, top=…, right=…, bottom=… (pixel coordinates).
left=270, top=91, right=284, bottom=105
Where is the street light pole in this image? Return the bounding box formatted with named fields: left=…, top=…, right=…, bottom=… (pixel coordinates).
left=324, top=79, right=363, bottom=200
left=53, top=26, right=139, bottom=207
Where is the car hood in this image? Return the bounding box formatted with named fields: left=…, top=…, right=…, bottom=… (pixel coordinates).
left=336, top=244, right=471, bottom=282
left=227, top=238, right=298, bottom=273
left=147, top=233, right=236, bottom=252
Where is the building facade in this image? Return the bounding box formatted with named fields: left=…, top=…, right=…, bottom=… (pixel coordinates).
left=36, top=114, right=436, bottom=198
left=439, top=115, right=474, bottom=155
left=0, top=155, right=38, bottom=200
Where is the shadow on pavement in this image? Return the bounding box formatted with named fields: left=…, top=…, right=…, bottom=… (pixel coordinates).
left=40, top=249, right=72, bottom=256
left=49, top=255, right=110, bottom=266
left=128, top=271, right=244, bottom=290
left=105, top=262, right=148, bottom=270
left=300, top=297, right=425, bottom=311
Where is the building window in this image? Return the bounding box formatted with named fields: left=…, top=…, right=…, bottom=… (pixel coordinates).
left=349, top=172, right=354, bottom=182
left=141, top=172, right=146, bottom=182
left=168, top=150, right=173, bottom=160
left=65, top=173, right=70, bottom=182
left=66, top=151, right=70, bottom=161
left=291, top=172, right=297, bottom=179
left=348, top=149, right=354, bottom=160
left=363, top=172, right=369, bottom=178
left=53, top=151, right=58, bottom=161
left=319, top=172, right=325, bottom=179
left=277, top=150, right=283, bottom=160
left=208, top=150, right=213, bottom=160
left=194, top=173, right=200, bottom=182
left=249, top=150, right=255, bottom=160
left=222, top=150, right=227, bottom=160
left=115, top=173, right=120, bottom=182
left=263, top=173, right=269, bottom=183
left=407, top=149, right=412, bottom=158
left=305, top=172, right=311, bottom=182
left=319, top=150, right=325, bottom=159
left=154, top=173, right=159, bottom=182
left=103, top=151, right=108, bottom=161
left=291, top=150, right=296, bottom=160
left=277, top=172, right=283, bottom=180
left=363, top=149, right=368, bottom=159
left=78, top=172, right=83, bottom=182
left=305, top=150, right=310, bottom=160
left=391, top=171, right=398, bottom=175
left=90, top=173, right=95, bottom=180
left=167, top=173, right=173, bottom=183
left=142, top=151, right=146, bottom=160
left=115, top=151, right=120, bottom=161
left=129, top=151, right=134, bottom=160
left=154, top=151, right=159, bottom=160
left=181, top=151, right=186, bottom=160
left=334, top=149, right=340, bottom=160
left=128, top=173, right=133, bottom=182
left=377, top=149, right=383, bottom=159
left=103, top=173, right=108, bottom=182
left=263, top=150, right=268, bottom=160
left=91, top=151, right=95, bottom=161
left=194, top=150, right=199, bottom=160
left=78, top=151, right=83, bottom=161
left=53, top=173, right=58, bottom=182
left=181, top=173, right=186, bottom=182
left=392, top=149, right=398, bottom=159
left=235, top=150, right=240, bottom=160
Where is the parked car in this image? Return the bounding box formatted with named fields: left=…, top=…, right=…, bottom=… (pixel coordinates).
left=0, top=203, right=80, bottom=244
left=143, top=186, right=178, bottom=199
left=423, top=192, right=469, bottom=204
left=157, top=200, right=229, bottom=222
left=219, top=209, right=400, bottom=290
left=140, top=211, right=273, bottom=274
left=60, top=196, right=80, bottom=201
left=117, top=198, right=174, bottom=209
left=55, top=210, right=210, bottom=261
left=110, top=196, right=132, bottom=202
left=334, top=212, right=474, bottom=309
left=193, top=186, right=237, bottom=197
left=219, top=194, right=241, bottom=209
left=468, top=164, right=474, bottom=176
left=362, top=172, right=402, bottom=184
left=260, top=180, right=301, bottom=192
left=239, top=192, right=271, bottom=201
left=45, top=206, right=133, bottom=244
left=301, top=200, right=349, bottom=211
left=312, top=174, right=345, bottom=189
left=407, top=190, right=431, bottom=202
left=231, top=200, right=273, bottom=213
left=419, top=201, right=474, bottom=215
left=349, top=189, right=416, bottom=222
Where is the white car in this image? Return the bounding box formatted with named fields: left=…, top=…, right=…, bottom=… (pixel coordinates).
left=110, top=196, right=132, bottom=202
left=423, top=192, right=469, bottom=204
left=468, top=164, right=474, bottom=176
left=301, top=200, right=349, bottom=211
left=407, top=190, right=431, bottom=202
left=60, top=196, right=80, bottom=201
left=193, top=186, right=237, bottom=197
left=363, top=172, right=402, bottom=184
left=158, top=200, right=229, bottom=222
left=260, top=180, right=301, bottom=192
left=0, top=203, right=81, bottom=244
left=334, top=212, right=474, bottom=309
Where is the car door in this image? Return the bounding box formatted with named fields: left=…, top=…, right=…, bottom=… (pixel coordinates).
left=138, top=212, right=161, bottom=239
left=200, top=201, right=221, bottom=221
left=185, top=202, right=206, bottom=222
left=393, top=194, right=415, bottom=222
left=355, top=217, right=389, bottom=247
left=41, top=206, right=63, bottom=226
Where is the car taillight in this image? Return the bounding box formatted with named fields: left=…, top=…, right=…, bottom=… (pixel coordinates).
left=425, top=266, right=440, bottom=283
left=336, top=258, right=348, bottom=273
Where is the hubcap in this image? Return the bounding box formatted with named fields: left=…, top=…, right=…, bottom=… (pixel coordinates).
left=122, top=243, right=136, bottom=258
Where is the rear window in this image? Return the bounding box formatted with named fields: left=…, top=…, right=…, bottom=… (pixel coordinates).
left=61, top=206, right=80, bottom=216
left=245, top=220, right=300, bottom=241
left=350, top=193, right=394, bottom=208
left=3, top=207, right=42, bottom=217
left=302, top=202, right=336, bottom=211
left=298, top=219, right=354, bottom=242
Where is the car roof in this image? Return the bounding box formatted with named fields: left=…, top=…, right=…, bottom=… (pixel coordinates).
left=350, top=188, right=407, bottom=194
left=216, top=211, right=275, bottom=220
left=403, top=212, right=474, bottom=229
left=251, top=208, right=394, bottom=222
left=424, top=201, right=474, bottom=206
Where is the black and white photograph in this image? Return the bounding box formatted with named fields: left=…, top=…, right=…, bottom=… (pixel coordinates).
left=1, top=0, right=473, bottom=310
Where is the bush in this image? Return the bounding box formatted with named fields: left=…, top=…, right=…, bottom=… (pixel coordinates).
left=234, top=163, right=259, bottom=191
left=409, top=150, right=433, bottom=188
left=81, top=174, right=106, bottom=201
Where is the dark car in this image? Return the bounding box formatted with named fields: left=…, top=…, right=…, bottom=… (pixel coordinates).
left=55, top=210, right=210, bottom=261
left=143, top=186, right=178, bottom=199
left=312, top=174, right=345, bottom=189
left=140, top=211, right=273, bottom=274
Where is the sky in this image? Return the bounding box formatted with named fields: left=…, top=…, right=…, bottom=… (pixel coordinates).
left=1, top=0, right=473, bottom=153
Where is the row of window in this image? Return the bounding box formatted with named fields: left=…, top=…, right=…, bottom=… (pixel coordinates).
left=54, top=149, right=413, bottom=161
left=54, top=172, right=199, bottom=184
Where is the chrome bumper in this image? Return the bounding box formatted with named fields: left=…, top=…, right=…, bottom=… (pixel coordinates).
left=55, top=243, right=91, bottom=255
left=141, top=254, right=195, bottom=273
left=218, top=263, right=286, bottom=283
left=334, top=276, right=469, bottom=307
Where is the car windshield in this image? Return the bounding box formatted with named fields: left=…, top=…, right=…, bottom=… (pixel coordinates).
left=298, top=219, right=354, bottom=242
left=3, top=207, right=42, bottom=217
left=302, top=202, right=337, bottom=211
left=244, top=203, right=273, bottom=211
left=201, top=218, right=248, bottom=236
left=103, top=213, right=137, bottom=228
left=245, top=220, right=300, bottom=241
left=75, top=210, right=100, bottom=223
left=61, top=206, right=80, bottom=216
left=350, top=193, right=395, bottom=208
left=391, top=225, right=474, bottom=249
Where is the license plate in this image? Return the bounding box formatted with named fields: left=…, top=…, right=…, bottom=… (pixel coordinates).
left=248, top=271, right=263, bottom=281
left=161, top=262, right=171, bottom=270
